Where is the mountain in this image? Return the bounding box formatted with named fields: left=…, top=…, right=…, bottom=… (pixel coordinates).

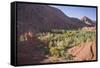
left=17, top=3, right=95, bottom=35
left=16, top=3, right=96, bottom=64
left=80, top=16, right=96, bottom=27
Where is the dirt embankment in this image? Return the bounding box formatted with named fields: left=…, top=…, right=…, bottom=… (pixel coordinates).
left=68, top=41, right=96, bottom=61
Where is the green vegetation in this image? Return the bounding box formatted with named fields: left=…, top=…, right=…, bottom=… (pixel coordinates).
left=37, top=29, right=96, bottom=60
left=19, top=29, right=96, bottom=61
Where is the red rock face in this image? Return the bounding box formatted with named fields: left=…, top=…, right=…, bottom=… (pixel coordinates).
left=68, top=41, right=96, bottom=61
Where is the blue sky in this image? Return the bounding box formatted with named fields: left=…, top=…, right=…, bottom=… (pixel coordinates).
left=50, top=5, right=96, bottom=21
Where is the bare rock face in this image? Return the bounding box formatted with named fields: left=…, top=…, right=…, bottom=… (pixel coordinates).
left=68, top=42, right=96, bottom=61
left=80, top=16, right=96, bottom=27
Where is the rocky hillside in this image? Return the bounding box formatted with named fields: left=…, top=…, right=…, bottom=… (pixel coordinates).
left=17, top=3, right=95, bottom=36
left=80, top=16, right=96, bottom=27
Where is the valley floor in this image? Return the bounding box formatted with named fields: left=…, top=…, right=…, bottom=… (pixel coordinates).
left=17, top=29, right=96, bottom=64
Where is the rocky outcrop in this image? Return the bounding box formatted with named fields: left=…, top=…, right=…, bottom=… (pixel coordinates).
left=68, top=41, right=96, bottom=61
left=80, top=16, right=96, bottom=27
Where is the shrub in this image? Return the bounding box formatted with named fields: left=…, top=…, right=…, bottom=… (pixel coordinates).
left=37, top=29, right=96, bottom=60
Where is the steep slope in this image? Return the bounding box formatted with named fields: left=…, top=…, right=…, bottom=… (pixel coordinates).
left=17, top=3, right=88, bottom=36
left=80, top=16, right=96, bottom=27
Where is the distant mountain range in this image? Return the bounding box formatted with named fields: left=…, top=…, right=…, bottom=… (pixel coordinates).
left=17, top=3, right=96, bottom=35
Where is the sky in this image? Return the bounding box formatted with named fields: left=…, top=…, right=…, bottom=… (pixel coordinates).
left=50, top=5, right=96, bottom=21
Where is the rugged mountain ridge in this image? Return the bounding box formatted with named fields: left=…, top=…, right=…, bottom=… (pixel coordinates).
left=17, top=3, right=95, bottom=35
left=80, top=16, right=95, bottom=27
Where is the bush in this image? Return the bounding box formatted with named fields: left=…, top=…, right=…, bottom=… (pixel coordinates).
left=37, top=29, right=96, bottom=60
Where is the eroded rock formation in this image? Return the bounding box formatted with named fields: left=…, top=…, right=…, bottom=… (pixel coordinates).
left=68, top=41, right=96, bottom=61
